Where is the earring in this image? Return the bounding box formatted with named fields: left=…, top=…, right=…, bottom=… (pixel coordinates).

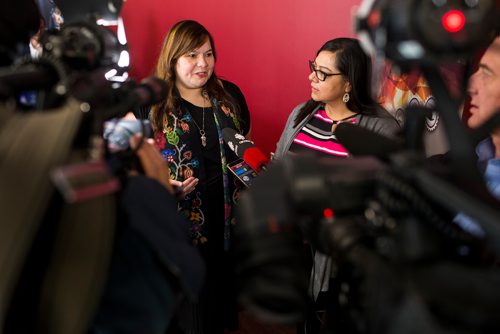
left=342, top=92, right=350, bottom=103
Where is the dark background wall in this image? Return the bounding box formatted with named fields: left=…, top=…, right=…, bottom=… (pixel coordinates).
left=121, top=0, right=360, bottom=155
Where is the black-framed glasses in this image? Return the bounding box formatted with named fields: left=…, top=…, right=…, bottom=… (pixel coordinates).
left=308, top=60, right=342, bottom=81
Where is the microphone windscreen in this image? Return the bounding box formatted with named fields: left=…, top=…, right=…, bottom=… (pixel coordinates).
left=222, top=127, right=254, bottom=157
left=243, top=147, right=269, bottom=172
left=134, top=76, right=168, bottom=106
left=335, top=122, right=403, bottom=159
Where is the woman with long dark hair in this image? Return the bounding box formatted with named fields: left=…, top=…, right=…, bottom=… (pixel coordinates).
left=275, top=37, right=399, bottom=159
left=275, top=37, right=400, bottom=334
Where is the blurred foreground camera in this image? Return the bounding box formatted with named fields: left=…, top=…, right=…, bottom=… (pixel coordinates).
left=234, top=1, right=500, bottom=333
left=104, top=119, right=151, bottom=153
left=355, top=0, right=499, bottom=65
left=235, top=152, right=500, bottom=333
left=0, top=2, right=200, bottom=334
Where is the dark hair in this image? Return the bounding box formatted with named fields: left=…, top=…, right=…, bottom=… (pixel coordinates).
left=294, top=37, right=381, bottom=127
left=0, top=0, right=41, bottom=50
left=150, top=20, right=239, bottom=132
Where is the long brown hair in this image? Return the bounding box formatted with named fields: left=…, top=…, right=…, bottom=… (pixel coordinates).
left=150, top=20, right=238, bottom=131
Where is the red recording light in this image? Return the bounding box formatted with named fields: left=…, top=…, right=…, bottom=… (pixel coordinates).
left=442, top=10, right=466, bottom=33
left=323, top=208, right=334, bottom=219
left=367, top=10, right=381, bottom=28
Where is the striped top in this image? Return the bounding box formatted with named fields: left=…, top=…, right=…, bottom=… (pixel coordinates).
left=288, top=109, right=357, bottom=157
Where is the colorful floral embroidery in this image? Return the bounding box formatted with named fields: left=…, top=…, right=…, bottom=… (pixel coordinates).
left=155, top=111, right=207, bottom=243
left=221, top=104, right=241, bottom=131
left=221, top=104, right=230, bottom=116
left=154, top=99, right=243, bottom=247
left=154, top=132, right=166, bottom=149
left=180, top=121, right=190, bottom=132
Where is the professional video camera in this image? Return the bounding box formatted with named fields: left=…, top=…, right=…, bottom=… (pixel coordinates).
left=234, top=1, right=500, bottom=333
left=0, top=2, right=203, bottom=334
left=0, top=0, right=166, bottom=175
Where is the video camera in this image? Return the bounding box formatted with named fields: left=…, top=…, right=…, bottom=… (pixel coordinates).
left=234, top=1, right=500, bottom=333
left=0, top=2, right=191, bottom=333
left=0, top=0, right=165, bottom=156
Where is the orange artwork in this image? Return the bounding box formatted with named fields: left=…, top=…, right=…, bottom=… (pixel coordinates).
left=378, top=63, right=443, bottom=132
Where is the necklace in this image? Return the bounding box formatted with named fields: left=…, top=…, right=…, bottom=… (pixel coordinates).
left=326, top=108, right=359, bottom=133
left=190, top=93, right=209, bottom=147
left=193, top=106, right=207, bottom=147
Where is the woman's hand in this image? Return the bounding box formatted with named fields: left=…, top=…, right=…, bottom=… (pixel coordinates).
left=170, top=177, right=199, bottom=199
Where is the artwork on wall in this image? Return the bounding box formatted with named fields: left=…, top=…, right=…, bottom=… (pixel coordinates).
left=379, top=62, right=463, bottom=156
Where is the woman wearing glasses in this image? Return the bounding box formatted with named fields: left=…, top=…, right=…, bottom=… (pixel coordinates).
left=275, top=37, right=399, bottom=159
left=274, top=37, right=400, bottom=334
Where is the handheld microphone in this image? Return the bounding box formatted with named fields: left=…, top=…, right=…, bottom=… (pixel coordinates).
left=243, top=147, right=269, bottom=172
left=335, top=122, right=404, bottom=160
left=222, top=128, right=269, bottom=172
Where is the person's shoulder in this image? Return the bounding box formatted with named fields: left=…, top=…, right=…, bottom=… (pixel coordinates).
left=220, top=78, right=237, bottom=87
left=220, top=79, right=242, bottom=95
left=370, top=106, right=399, bottom=123
left=293, top=101, right=311, bottom=113
left=296, top=101, right=309, bottom=108
left=220, top=78, right=247, bottom=105
left=371, top=105, right=397, bottom=119
left=285, top=101, right=307, bottom=121
left=359, top=106, right=401, bottom=136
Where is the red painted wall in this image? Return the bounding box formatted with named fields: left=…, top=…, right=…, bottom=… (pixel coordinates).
left=121, top=0, right=361, bottom=155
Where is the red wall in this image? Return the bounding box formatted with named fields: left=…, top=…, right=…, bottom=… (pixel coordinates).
left=121, top=0, right=361, bottom=155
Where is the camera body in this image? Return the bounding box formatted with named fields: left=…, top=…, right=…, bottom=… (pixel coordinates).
left=234, top=1, right=500, bottom=333
left=355, top=0, right=499, bottom=66
left=104, top=118, right=151, bottom=153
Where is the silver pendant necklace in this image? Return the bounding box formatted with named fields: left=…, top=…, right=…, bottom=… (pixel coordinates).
left=190, top=93, right=209, bottom=147
left=199, top=106, right=207, bottom=147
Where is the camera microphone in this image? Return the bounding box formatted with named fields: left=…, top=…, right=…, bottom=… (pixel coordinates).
left=222, top=127, right=269, bottom=172
left=100, top=76, right=167, bottom=120
left=127, top=76, right=168, bottom=107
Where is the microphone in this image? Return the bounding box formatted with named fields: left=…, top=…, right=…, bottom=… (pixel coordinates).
left=243, top=147, right=269, bottom=172
left=0, top=56, right=167, bottom=114
left=335, top=122, right=404, bottom=159
left=222, top=127, right=269, bottom=172
left=126, top=76, right=168, bottom=107
left=100, top=76, right=168, bottom=120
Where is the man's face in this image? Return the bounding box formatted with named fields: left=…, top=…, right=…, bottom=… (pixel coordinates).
left=467, top=36, right=500, bottom=129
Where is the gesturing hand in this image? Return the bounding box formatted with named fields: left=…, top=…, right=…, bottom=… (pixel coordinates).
left=170, top=177, right=199, bottom=199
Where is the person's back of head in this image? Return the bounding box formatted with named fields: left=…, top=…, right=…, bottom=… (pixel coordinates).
left=0, top=0, right=41, bottom=66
